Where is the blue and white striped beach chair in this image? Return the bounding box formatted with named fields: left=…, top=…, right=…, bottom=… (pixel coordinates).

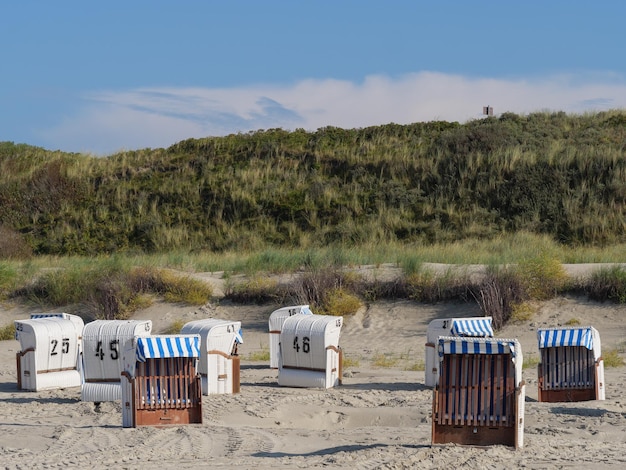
left=121, top=335, right=203, bottom=427
left=432, top=336, right=525, bottom=449
left=537, top=326, right=605, bottom=402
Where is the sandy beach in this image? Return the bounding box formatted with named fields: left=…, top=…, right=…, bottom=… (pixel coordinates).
left=2, top=264, right=626, bottom=469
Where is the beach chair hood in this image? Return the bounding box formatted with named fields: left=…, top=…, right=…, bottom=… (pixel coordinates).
left=450, top=318, right=494, bottom=337
left=437, top=336, right=523, bottom=385
left=537, top=326, right=600, bottom=360
left=135, top=335, right=200, bottom=361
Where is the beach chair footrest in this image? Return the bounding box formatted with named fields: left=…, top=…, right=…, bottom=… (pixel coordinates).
left=134, top=406, right=203, bottom=426
left=538, top=387, right=597, bottom=402
left=432, top=422, right=515, bottom=447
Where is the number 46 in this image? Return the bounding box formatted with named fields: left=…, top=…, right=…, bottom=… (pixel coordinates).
left=293, top=336, right=310, bottom=353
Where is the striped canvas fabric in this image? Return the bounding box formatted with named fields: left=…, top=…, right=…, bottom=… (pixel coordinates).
left=450, top=318, right=494, bottom=337
left=438, top=336, right=519, bottom=360
left=537, top=327, right=595, bottom=350
left=136, top=335, right=200, bottom=361
left=30, top=313, right=68, bottom=319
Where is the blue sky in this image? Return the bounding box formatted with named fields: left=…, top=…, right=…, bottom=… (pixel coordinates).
left=2, top=1, right=626, bottom=155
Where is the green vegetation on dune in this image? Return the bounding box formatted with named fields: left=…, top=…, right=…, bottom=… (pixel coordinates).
left=2, top=110, right=626, bottom=257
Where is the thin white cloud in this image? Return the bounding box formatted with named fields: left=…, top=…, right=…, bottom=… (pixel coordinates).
left=41, top=71, right=626, bottom=155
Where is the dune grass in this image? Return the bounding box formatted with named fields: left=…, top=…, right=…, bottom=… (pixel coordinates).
left=7, top=233, right=622, bottom=277
left=7, top=258, right=213, bottom=320
left=0, top=323, right=15, bottom=341
left=522, top=354, right=540, bottom=370
left=587, top=265, right=626, bottom=303
left=1, top=235, right=626, bottom=326
left=372, top=352, right=400, bottom=368
left=604, top=349, right=625, bottom=368
left=342, top=354, right=360, bottom=369
left=367, top=351, right=424, bottom=370
left=163, top=319, right=186, bottom=335
left=2, top=233, right=625, bottom=281
left=245, top=348, right=270, bottom=362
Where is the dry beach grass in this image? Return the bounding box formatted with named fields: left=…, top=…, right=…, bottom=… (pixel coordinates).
left=1, top=264, right=626, bottom=469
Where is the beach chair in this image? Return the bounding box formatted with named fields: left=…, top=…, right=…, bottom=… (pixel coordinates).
left=121, top=335, right=203, bottom=427
left=268, top=305, right=313, bottom=368
left=425, top=317, right=494, bottom=387
left=432, top=336, right=525, bottom=449
left=15, top=313, right=84, bottom=391
left=278, top=314, right=343, bottom=389
left=537, top=326, right=605, bottom=402
left=181, top=319, right=243, bottom=395
left=81, top=319, right=152, bottom=402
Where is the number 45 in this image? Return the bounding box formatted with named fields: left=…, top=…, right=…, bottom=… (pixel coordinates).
left=293, top=336, right=310, bottom=353
left=95, top=340, right=120, bottom=360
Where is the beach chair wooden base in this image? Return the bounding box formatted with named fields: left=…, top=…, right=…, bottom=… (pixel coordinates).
left=134, top=406, right=203, bottom=427
left=432, top=423, right=516, bottom=448
left=537, top=348, right=602, bottom=402
left=538, top=387, right=596, bottom=403
left=125, top=357, right=203, bottom=427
